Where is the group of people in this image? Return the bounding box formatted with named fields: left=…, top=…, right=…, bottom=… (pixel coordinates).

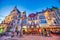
left=9, top=26, right=23, bottom=37
left=41, top=29, right=51, bottom=36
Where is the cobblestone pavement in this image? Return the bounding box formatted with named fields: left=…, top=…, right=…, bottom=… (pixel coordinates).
left=0, top=34, right=60, bottom=40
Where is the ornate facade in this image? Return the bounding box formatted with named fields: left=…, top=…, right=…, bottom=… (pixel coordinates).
left=1, top=6, right=60, bottom=33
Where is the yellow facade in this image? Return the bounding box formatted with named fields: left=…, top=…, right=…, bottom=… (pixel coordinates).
left=0, top=24, right=7, bottom=32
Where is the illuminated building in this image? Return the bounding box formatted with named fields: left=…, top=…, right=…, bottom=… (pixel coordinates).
left=37, top=11, right=47, bottom=27
left=28, top=13, right=38, bottom=28
left=21, top=11, right=27, bottom=32
left=1, top=6, right=60, bottom=34
left=53, top=10, right=60, bottom=25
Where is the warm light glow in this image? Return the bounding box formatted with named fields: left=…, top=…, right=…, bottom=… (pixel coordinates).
left=47, top=20, right=52, bottom=25
left=44, top=11, right=49, bottom=18
left=22, top=26, right=27, bottom=28
left=31, top=26, right=34, bottom=28
left=3, top=15, right=12, bottom=23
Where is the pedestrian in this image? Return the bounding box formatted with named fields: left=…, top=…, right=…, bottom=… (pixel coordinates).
left=11, top=27, right=15, bottom=37
left=15, top=27, right=19, bottom=36
left=47, top=29, right=51, bottom=36
left=43, top=29, right=47, bottom=36
left=18, top=26, right=23, bottom=37
left=40, top=29, right=43, bottom=36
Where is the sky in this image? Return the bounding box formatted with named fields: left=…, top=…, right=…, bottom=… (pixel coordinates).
left=0, top=0, right=60, bottom=23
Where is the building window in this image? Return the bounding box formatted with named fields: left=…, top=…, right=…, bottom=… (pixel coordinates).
left=17, top=19, right=20, bottom=24
left=33, top=18, right=35, bottom=20
left=22, top=20, right=26, bottom=25
left=40, top=19, right=47, bottom=24
left=39, top=15, right=45, bottom=19
left=13, top=16, right=17, bottom=19
left=28, top=18, right=31, bottom=20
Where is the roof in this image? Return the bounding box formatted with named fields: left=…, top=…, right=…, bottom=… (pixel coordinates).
left=28, top=13, right=36, bottom=17
left=11, top=6, right=20, bottom=13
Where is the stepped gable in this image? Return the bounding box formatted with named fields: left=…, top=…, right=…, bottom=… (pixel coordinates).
left=2, top=6, right=21, bottom=24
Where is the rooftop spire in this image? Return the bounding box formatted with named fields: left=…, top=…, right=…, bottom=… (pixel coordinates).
left=11, top=6, right=20, bottom=13
left=13, top=6, right=17, bottom=10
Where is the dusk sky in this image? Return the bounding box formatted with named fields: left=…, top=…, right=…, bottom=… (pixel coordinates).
left=0, top=0, right=60, bottom=23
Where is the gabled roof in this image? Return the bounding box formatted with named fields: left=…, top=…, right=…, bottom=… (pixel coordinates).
left=11, top=6, right=20, bottom=13
left=28, top=13, right=36, bottom=17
